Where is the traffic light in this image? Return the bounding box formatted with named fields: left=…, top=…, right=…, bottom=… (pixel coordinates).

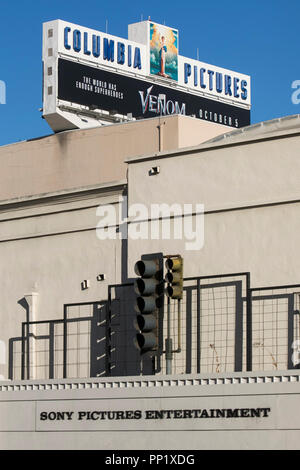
left=165, top=256, right=184, bottom=300
left=134, top=254, right=164, bottom=355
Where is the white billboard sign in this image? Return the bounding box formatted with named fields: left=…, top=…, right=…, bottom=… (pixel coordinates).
left=42, top=19, right=251, bottom=132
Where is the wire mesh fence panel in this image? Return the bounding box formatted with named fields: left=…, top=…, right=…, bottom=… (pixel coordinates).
left=159, top=276, right=247, bottom=375
left=64, top=302, right=106, bottom=379
left=30, top=334, right=49, bottom=381
left=65, top=319, right=91, bottom=378
left=198, top=284, right=237, bottom=374
left=251, top=296, right=287, bottom=370
left=53, top=321, right=64, bottom=379
left=11, top=276, right=300, bottom=381
left=66, top=312, right=90, bottom=379
left=161, top=296, right=185, bottom=375
left=13, top=302, right=106, bottom=380
left=250, top=287, right=299, bottom=371
left=22, top=322, right=51, bottom=380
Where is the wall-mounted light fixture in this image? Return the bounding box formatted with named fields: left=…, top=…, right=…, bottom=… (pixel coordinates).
left=149, top=166, right=160, bottom=176
left=81, top=280, right=90, bottom=290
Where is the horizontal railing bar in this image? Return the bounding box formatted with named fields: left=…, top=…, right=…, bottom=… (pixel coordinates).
left=184, top=272, right=249, bottom=281
left=251, top=284, right=300, bottom=292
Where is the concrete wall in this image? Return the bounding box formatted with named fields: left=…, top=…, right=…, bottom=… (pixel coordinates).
left=126, top=124, right=300, bottom=286
left=121, top=119, right=300, bottom=379
left=1, top=116, right=300, bottom=382
left=0, top=115, right=231, bottom=381
left=0, top=117, right=300, bottom=449
left=0, top=183, right=125, bottom=380
left=0, top=371, right=299, bottom=450
left=0, top=116, right=229, bottom=201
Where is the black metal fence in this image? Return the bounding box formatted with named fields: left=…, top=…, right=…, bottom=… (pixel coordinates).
left=9, top=273, right=300, bottom=380
left=9, top=301, right=107, bottom=380
left=249, top=284, right=300, bottom=371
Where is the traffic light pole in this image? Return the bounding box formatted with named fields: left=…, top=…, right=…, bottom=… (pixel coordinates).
left=164, top=254, right=183, bottom=375
left=165, top=297, right=172, bottom=374
left=177, top=299, right=181, bottom=353
left=165, top=298, right=183, bottom=375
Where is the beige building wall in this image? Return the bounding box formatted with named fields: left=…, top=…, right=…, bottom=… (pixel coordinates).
left=0, top=115, right=229, bottom=201
left=127, top=116, right=300, bottom=287
left=122, top=116, right=300, bottom=378
left=0, top=114, right=300, bottom=381
left=0, top=184, right=124, bottom=380
left=0, top=371, right=299, bottom=450
left=0, top=115, right=232, bottom=381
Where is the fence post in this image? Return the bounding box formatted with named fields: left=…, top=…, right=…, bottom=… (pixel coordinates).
left=246, top=274, right=252, bottom=371
left=63, top=305, right=67, bottom=379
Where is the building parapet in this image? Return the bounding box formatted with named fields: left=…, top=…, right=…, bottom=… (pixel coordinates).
left=1, top=370, right=300, bottom=393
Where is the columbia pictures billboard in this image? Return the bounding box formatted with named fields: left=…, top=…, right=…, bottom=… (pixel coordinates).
left=58, top=58, right=250, bottom=128
left=42, top=19, right=251, bottom=132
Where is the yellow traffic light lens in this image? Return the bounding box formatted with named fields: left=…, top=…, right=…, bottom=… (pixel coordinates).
left=165, top=257, right=182, bottom=271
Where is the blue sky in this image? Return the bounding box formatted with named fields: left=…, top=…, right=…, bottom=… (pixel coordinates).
left=0, top=0, right=299, bottom=146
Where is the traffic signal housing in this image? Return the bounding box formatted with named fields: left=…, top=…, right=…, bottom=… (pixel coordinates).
left=165, top=256, right=184, bottom=300
left=134, top=254, right=164, bottom=356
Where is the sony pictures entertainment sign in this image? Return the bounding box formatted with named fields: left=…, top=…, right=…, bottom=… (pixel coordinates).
left=36, top=397, right=272, bottom=432
left=42, top=19, right=251, bottom=132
